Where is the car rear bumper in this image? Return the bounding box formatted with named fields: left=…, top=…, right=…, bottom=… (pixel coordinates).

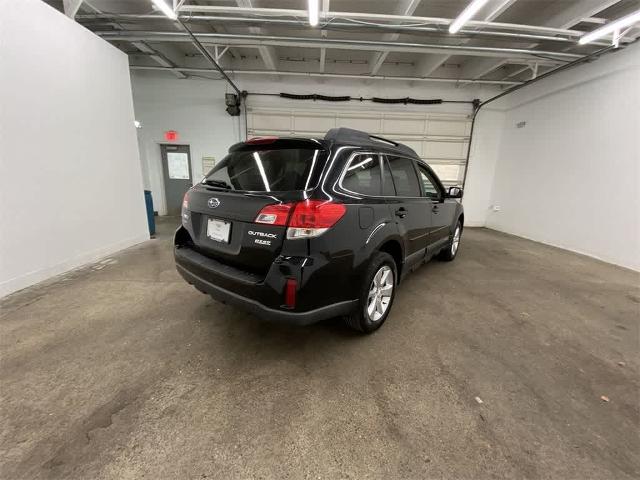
left=174, top=246, right=357, bottom=326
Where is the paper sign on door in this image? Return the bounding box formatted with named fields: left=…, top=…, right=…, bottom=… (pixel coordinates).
left=167, top=152, right=190, bottom=179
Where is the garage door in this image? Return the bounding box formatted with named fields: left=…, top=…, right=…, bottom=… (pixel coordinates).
left=246, top=106, right=471, bottom=187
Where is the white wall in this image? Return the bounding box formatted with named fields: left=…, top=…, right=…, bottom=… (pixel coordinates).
left=461, top=108, right=505, bottom=226
left=469, top=43, right=640, bottom=270
left=131, top=74, right=243, bottom=215
left=131, top=70, right=498, bottom=215
left=0, top=0, right=149, bottom=297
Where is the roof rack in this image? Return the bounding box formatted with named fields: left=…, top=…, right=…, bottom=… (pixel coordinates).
left=324, top=128, right=418, bottom=158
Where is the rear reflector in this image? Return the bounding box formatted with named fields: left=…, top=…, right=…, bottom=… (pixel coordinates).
left=255, top=203, right=293, bottom=226
left=285, top=278, right=297, bottom=308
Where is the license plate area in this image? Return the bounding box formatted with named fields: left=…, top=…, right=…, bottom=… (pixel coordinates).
left=206, top=217, right=231, bottom=243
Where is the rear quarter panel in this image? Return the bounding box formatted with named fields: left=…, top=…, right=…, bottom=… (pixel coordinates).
left=306, top=195, right=394, bottom=305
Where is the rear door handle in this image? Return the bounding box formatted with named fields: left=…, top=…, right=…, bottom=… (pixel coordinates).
left=432, top=204, right=439, bottom=213
left=395, top=207, right=407, bottom=218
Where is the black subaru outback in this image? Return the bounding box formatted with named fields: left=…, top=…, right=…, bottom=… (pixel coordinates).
left=174, top=128, right=464, bottom=333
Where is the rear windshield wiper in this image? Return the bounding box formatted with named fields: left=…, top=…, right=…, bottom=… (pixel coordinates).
left=203, top=179, right=232, bottom=189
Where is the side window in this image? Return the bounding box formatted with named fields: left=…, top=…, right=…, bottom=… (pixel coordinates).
left=387, top=156, right=421, bottom=197
left=382, top=156, right=396, bottom=196
left=341, top=154, right=382, bottom=196
left=416, top=164, right=441, bottom=200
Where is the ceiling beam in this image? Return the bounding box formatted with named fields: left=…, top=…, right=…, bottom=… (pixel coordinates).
left=257, top=46, right=278, bottom=70
left=546, top=0, right=622, bottom=30
left=369, top=0, right=421, bottom=75
left=131, top=41, right=188, bottom=79
left=76, top=14, right=622, bottom=45
left=176, top=4, right=604, bottom=37
left=484, top=0, right=520, bottom=21
left=581, top=17, right=608, bottom=24
left=129, top=64, right=523, bottom=85
left=460, top=56, right=510, bottom=79
left=416, top=0, right=519, bottom=78
left=504, top=64, right=532, bottom=79
left=63, top=0, right=83, bottom=18
left=98, top=31, right=581, bottom=62
left=319, top=0, right=330, bottom=73
left=188, top=0, right=240, bottom=61
left=213, top=45, right=230, bottom=62
left=236, top=0, right=278, bottom=70
left=319, top=48, right=327, bottom=73
left=416, top=54, right=450, bottom=78
left=459, top=0, right=622, bottom=80
left=501, top=63, right=552, bottom=80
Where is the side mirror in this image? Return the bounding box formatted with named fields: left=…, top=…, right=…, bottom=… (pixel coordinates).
left=448, top=186, right=463, bottom=199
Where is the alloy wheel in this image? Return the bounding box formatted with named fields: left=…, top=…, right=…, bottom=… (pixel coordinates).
left=452, top=226, right=461, bottom=256
left=367, top=265, right=394, bottom=322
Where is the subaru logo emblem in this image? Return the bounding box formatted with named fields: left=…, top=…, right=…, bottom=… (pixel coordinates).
left=208, top=197, right=220, bottom=208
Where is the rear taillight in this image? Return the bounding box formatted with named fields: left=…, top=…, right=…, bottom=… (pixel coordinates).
left=287, top=200, right=346, bottom=239
left=254, top=200, right=346, bottom=239
left=255, top=203, right=294, bottom=226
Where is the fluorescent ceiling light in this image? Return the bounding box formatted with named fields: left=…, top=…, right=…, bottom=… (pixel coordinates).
left=579, top=9, right=640, bottom=44
left=150, top=0, right=177, bottom=20
left=449, top=0, right=490, bottom=34
left=308, top=0, right=319, bottom=27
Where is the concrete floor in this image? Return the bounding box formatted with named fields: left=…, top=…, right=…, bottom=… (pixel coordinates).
left=1, top=217, right=638, bottom=480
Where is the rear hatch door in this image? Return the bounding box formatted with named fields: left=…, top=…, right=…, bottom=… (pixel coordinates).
left=187, top=140, right=326, bottom=274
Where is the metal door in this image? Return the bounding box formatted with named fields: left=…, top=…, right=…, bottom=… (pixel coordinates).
left=161, top=144, right=192, bottom=216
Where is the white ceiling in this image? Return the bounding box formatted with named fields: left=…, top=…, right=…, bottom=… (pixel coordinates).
left=44, top=0, right=640, bottom=85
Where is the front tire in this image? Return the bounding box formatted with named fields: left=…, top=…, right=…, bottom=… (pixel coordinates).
left=344, top=252, right=397, bottom=333
left=438, top=221, right=462, bottom=262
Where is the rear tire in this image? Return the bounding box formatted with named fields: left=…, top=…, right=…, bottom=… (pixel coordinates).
left=438, top=221, right=462, bottom=262
left=344, top=252, right=397, bottom=333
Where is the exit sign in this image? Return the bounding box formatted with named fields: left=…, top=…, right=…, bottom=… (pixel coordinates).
left=164, top=130, right=179, bottom=141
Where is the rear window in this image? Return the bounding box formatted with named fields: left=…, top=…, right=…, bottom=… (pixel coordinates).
left=204, top=148, right=323, bottom=192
